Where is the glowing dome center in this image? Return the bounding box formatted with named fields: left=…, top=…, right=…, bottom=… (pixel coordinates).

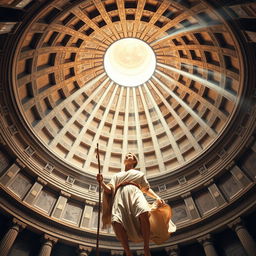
left=104, top=38, right=156, bottom=87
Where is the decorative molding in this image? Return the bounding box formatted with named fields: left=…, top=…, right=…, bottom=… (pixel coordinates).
left=24, top=146, right=35, bottom=156
left=66, top=176, right=75, bottom=185
left=85, top=200, right=96, bottom=206
left=181, top=192, right=191, bottom=199
left=60, top=190, right=71, bottom=198
left=15, top=158, right=26, bottom=168
left=178, top=176, right=187, bottom=185
left=8, top=124, right=18, bottom=134
left=44, top=163, right=54, bottom=173
left=198, top=165, right=207, bottom=175
left=158, top=184, right=167, bottom=192
left=204, top=179, right=214, bottom=187
left=37, top=177, right=47, bottom=186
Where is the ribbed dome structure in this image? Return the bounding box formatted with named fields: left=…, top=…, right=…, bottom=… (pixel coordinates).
left=14, top=0, right=241, bottom=177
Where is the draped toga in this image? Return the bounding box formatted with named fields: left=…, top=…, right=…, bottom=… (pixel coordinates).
left=102, top=169, right=176, bottom=244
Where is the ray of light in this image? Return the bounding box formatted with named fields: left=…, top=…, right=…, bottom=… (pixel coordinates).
left=147, top=79, right=202, bottom=151
left=153, top=64, right=228, bottom=121
left=150, top=22, right=220, bottom=47
left=153, top=71, right=217, bottom=137
left=157, top=62, right=237, bottom=102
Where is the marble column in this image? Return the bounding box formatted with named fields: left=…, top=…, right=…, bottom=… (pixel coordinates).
left=165, top=245, right=180, bottom=256
left=0, top=218, right=26, bottom=256
left=78, top=245, right=92, bottom=256
left=228, top=218, right=256, bottom=256
left=197, top=234, right=218, bottom=256
left=38, top=234, right=58, bottom=256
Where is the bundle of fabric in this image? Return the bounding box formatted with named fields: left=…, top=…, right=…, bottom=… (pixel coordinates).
left=149, top=201, right=176, bottom=244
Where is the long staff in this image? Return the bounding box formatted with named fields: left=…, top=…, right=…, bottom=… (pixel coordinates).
left=96, top=143, right=101, bottom=256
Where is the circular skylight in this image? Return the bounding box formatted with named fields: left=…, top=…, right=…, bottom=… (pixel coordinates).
left=104, top=38, right=156, bottom=87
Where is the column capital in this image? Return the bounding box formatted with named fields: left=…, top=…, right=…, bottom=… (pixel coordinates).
left=203, top=179, right=214, bottom=187
left=197, top=234, right=213, bottom=244
left=181, top=192, right=191, bottom=199
left=15, top=158, right=26, bottom=168
left=78, top=245, right=92, bottom=256
left=37, top=177, right=47, bottom=186
left=228, top=217, right=243, bottom=230
left=43, top=234, right=58, bottom=244
left=12, top=218, right=26, bottom=230
left=60, top=190, right=71, bottom=198
left=85, top=200, right=96, bottom=206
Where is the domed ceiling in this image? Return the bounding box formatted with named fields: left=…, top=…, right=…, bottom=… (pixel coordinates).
left=13, top=0, right=243, bottom=178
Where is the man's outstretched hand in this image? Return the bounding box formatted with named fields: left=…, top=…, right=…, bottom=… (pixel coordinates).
left=156, top=198, right=165, bottom=207
left=97, top=173, right=103, bottom=184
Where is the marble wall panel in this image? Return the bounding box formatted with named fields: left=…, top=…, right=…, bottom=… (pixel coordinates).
left=171, top=203, right=190, bottom=223
left=62, top=202, right=83, bottom=225
left=0, top=150, right=10, bottom=176
left=239, top=149, right=256, bottom=180
left=81, top=205, right=93, bottom=228
left=52, top=196, right=67, bottom=218
left=91, top=209, right=98, bottom=229
left=194, top=190, right=217, bottom=215
left=8, top=173, right=33, bottom=198
left=34, top=189, right=57, bottom=214
left=8, top=173, right=32, bottom=198
left=218, top=173, right=242, bottom=200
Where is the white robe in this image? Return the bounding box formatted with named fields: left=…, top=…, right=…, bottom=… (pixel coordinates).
left=108, top=169, right=176, bottom=243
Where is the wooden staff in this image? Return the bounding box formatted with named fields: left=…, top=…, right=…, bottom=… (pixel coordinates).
left=96, top=143, right=101, bottom=256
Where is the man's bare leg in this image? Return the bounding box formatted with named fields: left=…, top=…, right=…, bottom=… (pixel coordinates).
left=112, top=221, right=132, bottom=256
left=139, top=212, right=151, bottom=256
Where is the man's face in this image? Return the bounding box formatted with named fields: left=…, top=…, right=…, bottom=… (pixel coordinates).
left=124, top=153, right=137, bottom=166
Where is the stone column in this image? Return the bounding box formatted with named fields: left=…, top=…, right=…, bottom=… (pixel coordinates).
left=228, top=218, right=256, bottom=256
left=165, top=245, right=180, bottom=256
left=0, top=218, right=26, bottom=256
left=38, top=234, right=58, bottom=256
left=197, top=234, right=218, bottom=256
left=78, top=245, right=92, bottom=256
